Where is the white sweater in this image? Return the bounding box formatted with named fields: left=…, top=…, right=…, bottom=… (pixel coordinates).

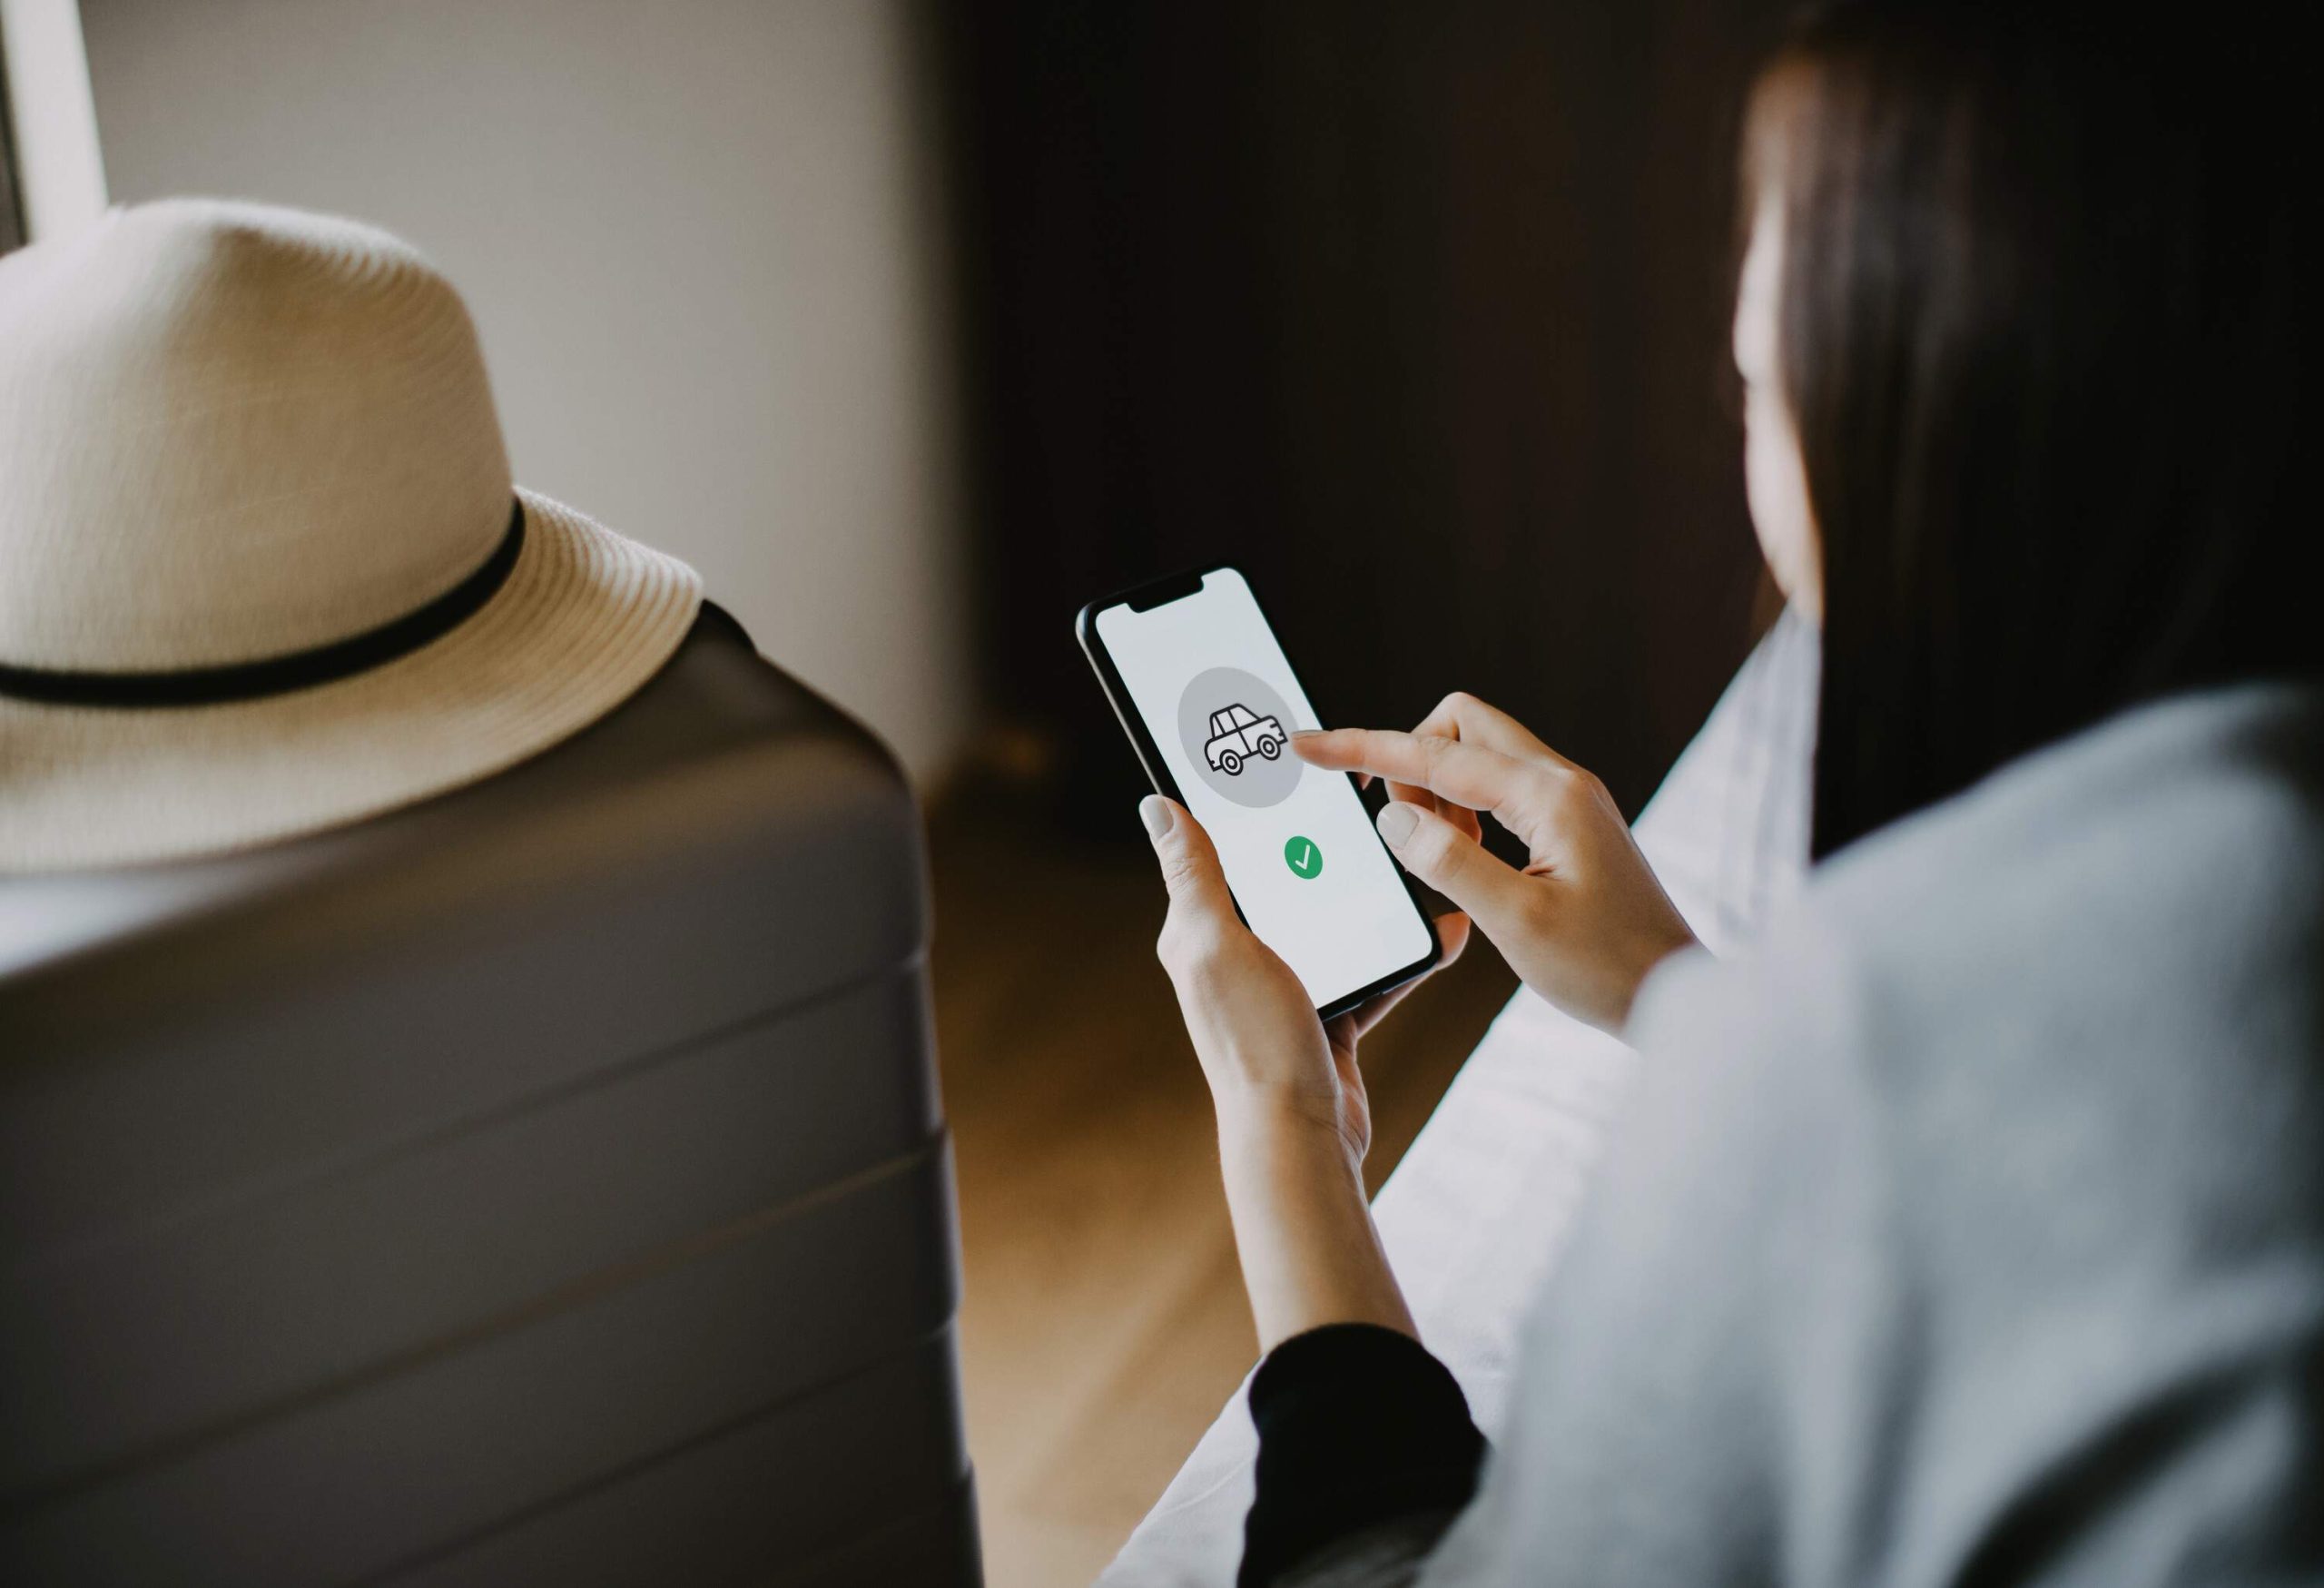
left=1418, top=684, right=2323, bottom=1586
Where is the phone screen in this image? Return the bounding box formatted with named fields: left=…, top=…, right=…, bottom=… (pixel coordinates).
left=1088, top=567, right=1435, bottom=1013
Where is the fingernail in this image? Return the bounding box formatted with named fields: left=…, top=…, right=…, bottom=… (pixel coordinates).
left=1139, top=795, right=1173, bottom=841
left=1290, top=728, right=1324, bottom=741
left=1376, top=801, right=1419, bottom=845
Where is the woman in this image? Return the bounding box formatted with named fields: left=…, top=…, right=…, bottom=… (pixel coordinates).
left=1138, top=4, right=2319, bottom=1583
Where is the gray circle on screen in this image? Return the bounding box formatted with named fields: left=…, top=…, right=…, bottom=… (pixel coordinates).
left=1176, top=667, right=1304, bottom=809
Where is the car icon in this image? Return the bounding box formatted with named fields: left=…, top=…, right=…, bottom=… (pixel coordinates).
left=1204, top=703, right=1285, bottom=776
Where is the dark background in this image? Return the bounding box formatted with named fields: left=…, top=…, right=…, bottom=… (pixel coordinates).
left=934, top=0, right=1792, bottom=833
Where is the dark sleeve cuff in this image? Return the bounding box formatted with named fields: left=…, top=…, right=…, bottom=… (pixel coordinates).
left=1238, top=1323, right=1488, bottom=1588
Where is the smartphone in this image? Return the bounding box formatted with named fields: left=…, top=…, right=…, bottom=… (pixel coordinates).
left=1076, top=565, right=1440, bottom=1021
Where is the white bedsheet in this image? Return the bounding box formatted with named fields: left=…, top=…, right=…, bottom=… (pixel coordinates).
left=1096, top=610, right=1818, bottom=1587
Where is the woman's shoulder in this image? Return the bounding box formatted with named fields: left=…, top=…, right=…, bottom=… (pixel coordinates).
left=1641, top=681, right=2323, bottom=1169
left=1812, top=680, right=2324, bottom=972
left=1649, top=682, right=2319, bottom=1020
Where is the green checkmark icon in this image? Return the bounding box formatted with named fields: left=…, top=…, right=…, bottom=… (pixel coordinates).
left=1284, top=836, right=1323, bottom=878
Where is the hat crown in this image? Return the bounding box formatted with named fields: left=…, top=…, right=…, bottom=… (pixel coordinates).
left=0, top=199, right=513, bottom=672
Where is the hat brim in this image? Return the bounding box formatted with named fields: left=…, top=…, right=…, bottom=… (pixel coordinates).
left=0, top=489, right=703, bottom=872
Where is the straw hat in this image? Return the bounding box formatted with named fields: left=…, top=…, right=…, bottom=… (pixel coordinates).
left=0, top=200, right=702, bottom=872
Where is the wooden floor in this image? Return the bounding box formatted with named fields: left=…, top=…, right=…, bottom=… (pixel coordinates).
left=927, top=787, right=1516, bottom=1588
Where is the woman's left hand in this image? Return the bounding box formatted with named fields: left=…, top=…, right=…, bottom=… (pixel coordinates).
left=1139, top=794, right=1467, bottom=1156
left=1139, top=794, right=1464, bottom=1349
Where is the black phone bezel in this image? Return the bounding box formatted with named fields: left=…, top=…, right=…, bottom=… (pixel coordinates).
left=1074, top=562, right=1443, bottom=1021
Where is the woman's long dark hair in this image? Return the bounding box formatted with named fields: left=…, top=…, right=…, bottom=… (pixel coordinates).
left=1748, top=3, right=2314, bottom=860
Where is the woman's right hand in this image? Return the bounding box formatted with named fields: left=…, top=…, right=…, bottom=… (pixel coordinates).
left=1295, top=693, right=1699, bottom=1034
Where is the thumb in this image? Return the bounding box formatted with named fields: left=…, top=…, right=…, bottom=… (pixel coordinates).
left=1374, top=799, right=1535, bottom=945
left=1141, top=796, right=1238, bottom=952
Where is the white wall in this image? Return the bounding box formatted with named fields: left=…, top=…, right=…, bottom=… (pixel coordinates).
left=79, top=0, right=973, bottom=780
left=1, top=0, right=111, bottom=239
